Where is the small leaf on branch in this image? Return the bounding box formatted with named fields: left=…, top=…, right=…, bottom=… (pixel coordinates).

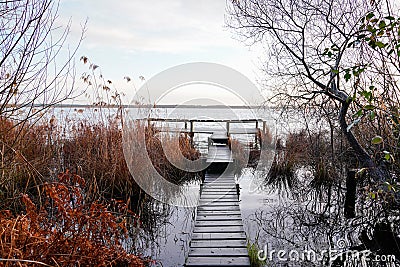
left=371, top=136, right=383, bottom=144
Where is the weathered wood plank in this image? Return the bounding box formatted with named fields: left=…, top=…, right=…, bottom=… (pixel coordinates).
left=188, top=247, right=249, bottom=256
left=197, top=213, right=241, bottom=219
left=199, top=196, right=238, bottom=201
left=202, top=183, right=236, bottom=190
left=205, top=175, right=235, bottom=179
left=197, top=206, right=240, bottom=211
left=196, top=215, right=243, bottom=221
left=193, top=225, right=244, bottom=233
left=191, top=232, right=246, bottom=240
left=203, top=182, right=235, bottom=185
left=200, top=192, right=237, bottom=196
left=186, top=256, right=250, bottom=266
left=198, top=202, right=240, bottom=206
left=201, top=187, right=236, bottom=191
left=190, top=239, right=247, bottom=248
left=195, top=220, right=244, bottom=227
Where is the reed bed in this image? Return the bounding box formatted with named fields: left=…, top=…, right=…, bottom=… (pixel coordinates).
left=0, top=112, right=202, bottom=266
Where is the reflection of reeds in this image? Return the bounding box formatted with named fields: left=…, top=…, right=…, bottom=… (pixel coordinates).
left=266, top=138, right=299, bottom=192
left=266, top=129, right=346, bottom=193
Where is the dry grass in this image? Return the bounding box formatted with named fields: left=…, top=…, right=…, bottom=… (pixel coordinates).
left=0, top=113, right=202, bottom=265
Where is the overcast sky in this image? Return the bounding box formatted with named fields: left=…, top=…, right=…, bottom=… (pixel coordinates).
left=58, top=0, right=264, bottom=105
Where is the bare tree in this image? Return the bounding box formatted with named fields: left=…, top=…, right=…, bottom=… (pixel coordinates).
left=0, top=0, right=84, bottom=126
left=228, top=0, right=400, bottom=181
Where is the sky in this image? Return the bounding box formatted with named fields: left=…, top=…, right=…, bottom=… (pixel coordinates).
left=57, top=0, right=265, bottom=105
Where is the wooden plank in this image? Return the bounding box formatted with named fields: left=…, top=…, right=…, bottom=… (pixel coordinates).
left=201, top=193, right=238, bottom=197
left=191, top=232, right=246, bottom=240
left=197, top=206, right=240, bottom=211
left=201, top=188, right=236, bottom=192
left=193, top=225, right=244, bottom=233
left=204, top=181, right=235, bottom=184
left=205, top=177, right=235, bottom=180
left=200, top=194, right=238, bottom=198
left=205, top=175, right=235, bottom=178
left=198, top=202, right=239, bottom=206
left=204, top=179, right=235, bottom=182
left=200, top=200, right=239, bottom=203
left=197, top=209, right=241, bottom=214
left=201, top=190, right=237, bottom=194
left=185, top=256, right=250, bottom=266
left=195, top=220, right=244, bottom=227
left=196, top=215, right=242, bottom=221
left=202, top=184, right=236, bottom=188
left=190, top=239, right=247, bottom=248
left=201, top=190, right=236, bottom=193
left=200, top=196, right=238, bottom=200
left=197, top=211, right=242, bottom=216
left=201, top=186, right=236, bottom=190
left=202, top=187, right=236, bottom=190
left=200, top=193, right=238, bottom=197
left=197, top=211, right=242, bottom=215
left=189, top=247, right=249, bottom=256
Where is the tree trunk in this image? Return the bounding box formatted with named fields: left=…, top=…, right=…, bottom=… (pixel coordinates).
left=344, top=169, right=357, bottom=218
left=338, top=101, right=387, bottom=181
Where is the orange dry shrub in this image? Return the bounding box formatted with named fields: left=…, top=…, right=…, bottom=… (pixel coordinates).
left=0, top=171, right=145, bottom=267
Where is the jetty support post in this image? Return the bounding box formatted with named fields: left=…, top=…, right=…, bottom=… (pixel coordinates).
left=255, top=120, right=259, bottom=147
left=189, top=120, right=194, bottom=145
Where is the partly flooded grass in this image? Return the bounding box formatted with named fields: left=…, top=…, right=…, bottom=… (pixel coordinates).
left=0, top=114, right=202, bottom=266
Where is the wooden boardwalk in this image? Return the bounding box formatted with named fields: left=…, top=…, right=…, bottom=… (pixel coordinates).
left=185, top=134, right=250, bottom=267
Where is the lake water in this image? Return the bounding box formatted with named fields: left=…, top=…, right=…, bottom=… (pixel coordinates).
left=40, top=106, right=330, bottom=266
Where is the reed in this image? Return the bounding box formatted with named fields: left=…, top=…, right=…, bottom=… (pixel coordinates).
left=0, top=112, right=202, bottom=265
left=247, top=240, right=265, bottom=267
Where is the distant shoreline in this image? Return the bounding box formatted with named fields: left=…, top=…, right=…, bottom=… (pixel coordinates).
left=25, top=104, right=266, bottom=109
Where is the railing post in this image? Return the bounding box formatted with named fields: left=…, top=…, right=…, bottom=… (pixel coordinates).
left=226, top=121, right=230, bottom=136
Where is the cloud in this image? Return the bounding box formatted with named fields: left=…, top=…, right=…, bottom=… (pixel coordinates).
left=59, top=0, right=235, bottom=53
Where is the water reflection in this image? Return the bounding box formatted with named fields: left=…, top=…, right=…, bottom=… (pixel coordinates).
left=239, top=167, right=399, bottom=267
left=132, top=202, right=195, bottom=267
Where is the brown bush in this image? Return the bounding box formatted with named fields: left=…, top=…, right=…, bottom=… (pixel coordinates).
left=0, top=171, right=144, bottom=267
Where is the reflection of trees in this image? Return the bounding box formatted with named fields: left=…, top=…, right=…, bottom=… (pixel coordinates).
left=127, top=201, right=195, bottom=265
left=251, top=124, right=399, bottom=266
